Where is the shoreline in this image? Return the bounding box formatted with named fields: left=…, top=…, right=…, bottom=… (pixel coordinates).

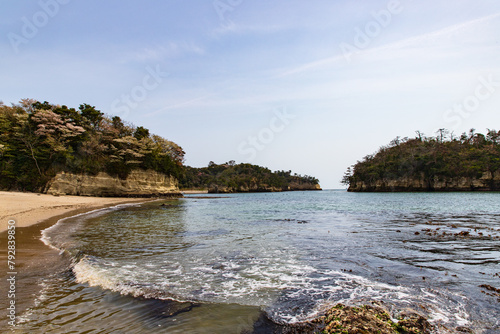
left=0, top=192, right=158, bottom=330
left=0, top=191, right=154, bottom=232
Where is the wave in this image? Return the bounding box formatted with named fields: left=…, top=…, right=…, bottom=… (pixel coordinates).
left=72, top=256, right=188, bottom=302
left=70, top=252, right=471, bottom=329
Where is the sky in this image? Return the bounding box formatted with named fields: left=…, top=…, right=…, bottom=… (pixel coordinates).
left=1, top=0, right=500, bottom=189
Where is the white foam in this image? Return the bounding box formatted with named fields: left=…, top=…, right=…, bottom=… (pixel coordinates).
left=70, top=247, right=475, bottom=330
left=74, top=258, right=131, bottom=294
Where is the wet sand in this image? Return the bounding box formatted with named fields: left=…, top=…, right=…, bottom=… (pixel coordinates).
left=0, top=191, right=152, bottom=232
left=0, top=192, right=153, bottom=330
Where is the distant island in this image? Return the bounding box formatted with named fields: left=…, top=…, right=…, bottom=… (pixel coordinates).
left=343, top=129, right=500, bottom=192
left=180, top=161, right=321, bottom=193
left=0, top=99, right=320, bottom=196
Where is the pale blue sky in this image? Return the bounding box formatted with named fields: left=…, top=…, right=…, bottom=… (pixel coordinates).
left=1, top=0, right=500, bottom=188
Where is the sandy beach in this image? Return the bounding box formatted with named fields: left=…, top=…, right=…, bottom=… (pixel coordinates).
left=0, top=191, right=157, bottom=330
left=0, top=191, right=151, bottom=232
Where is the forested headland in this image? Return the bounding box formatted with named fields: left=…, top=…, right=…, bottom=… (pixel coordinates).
left=0, top=99, right=320, bottom=194
left=180, top=161, right=321, bottom=193
left=343, top=129, right=500, bottom=192
left=0, top=99, right=184, bottom=192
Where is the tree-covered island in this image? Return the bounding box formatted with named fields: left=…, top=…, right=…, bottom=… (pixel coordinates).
left=343, top=129, right=500, bottom=192
left=180, top=161, right=321, bottom=193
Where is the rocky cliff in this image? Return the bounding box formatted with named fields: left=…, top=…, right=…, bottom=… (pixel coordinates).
left=208, top=182, right=322, bottom=193
left=348, top=171, right=500, bottom=192
left=45, top=170, right=182, bottom=197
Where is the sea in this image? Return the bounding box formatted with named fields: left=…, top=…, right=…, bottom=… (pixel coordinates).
left=12, top=191, right=500, bottom=333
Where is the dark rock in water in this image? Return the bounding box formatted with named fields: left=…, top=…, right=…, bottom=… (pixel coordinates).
left=396, top=309, right=433, bottom=334
left=241, top=312, right=279, bottom=334
left=479, top=284, right=500, bottom=302
left=131, top=298, right=199, bottom=322
left=160, top=203, right=179, bottom=208
left=212, top=263, right=225, bottom=270
left=243, top=311, right=322, bottom=334
left=479, top=284, right=500, bottom=294
left=274, top=321, right=323, bottom=334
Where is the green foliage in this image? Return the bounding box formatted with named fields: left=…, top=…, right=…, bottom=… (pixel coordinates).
left=0, top=99, right=185, bottom=191
left=134, top=126, right=150, bottom=140
left=179, top=161, right=320, bottom=192
left=343, top=129, right=500, bottom=190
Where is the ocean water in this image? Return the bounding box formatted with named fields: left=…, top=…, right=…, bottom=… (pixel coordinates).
left=14, top=191, right=500, bottom=333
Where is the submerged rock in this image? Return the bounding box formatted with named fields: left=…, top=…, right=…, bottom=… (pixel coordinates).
left=479, top=284, right=500, bottom=302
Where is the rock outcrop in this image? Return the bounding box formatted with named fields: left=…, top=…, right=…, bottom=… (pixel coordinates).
left=348, top=171, right=500, bottom=192
left=45, top=170, right=182, bottom=197
left=251, top=303, right=435, bottom=333
left=208, top=182, right=322, bottom=193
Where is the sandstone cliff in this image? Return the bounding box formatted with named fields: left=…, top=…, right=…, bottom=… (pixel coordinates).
left=45, top=170, right=182, bottom=197
left=348, top=171, right=500, bottom=192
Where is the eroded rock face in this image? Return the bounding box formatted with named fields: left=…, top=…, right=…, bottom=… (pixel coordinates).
left=45, top=170, right=181, bottom=197
left=348, top=171, right=500, bottom=192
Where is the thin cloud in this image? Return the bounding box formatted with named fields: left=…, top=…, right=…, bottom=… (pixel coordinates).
left=145, top=93, right=216, bottom=117
left=279, top=12, right=500, bottom=77
left=123, top=42, right=206, bottom=63
left=372, top=11, right=500, bottom=52
left=210, top=21, right=289, bottom=38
